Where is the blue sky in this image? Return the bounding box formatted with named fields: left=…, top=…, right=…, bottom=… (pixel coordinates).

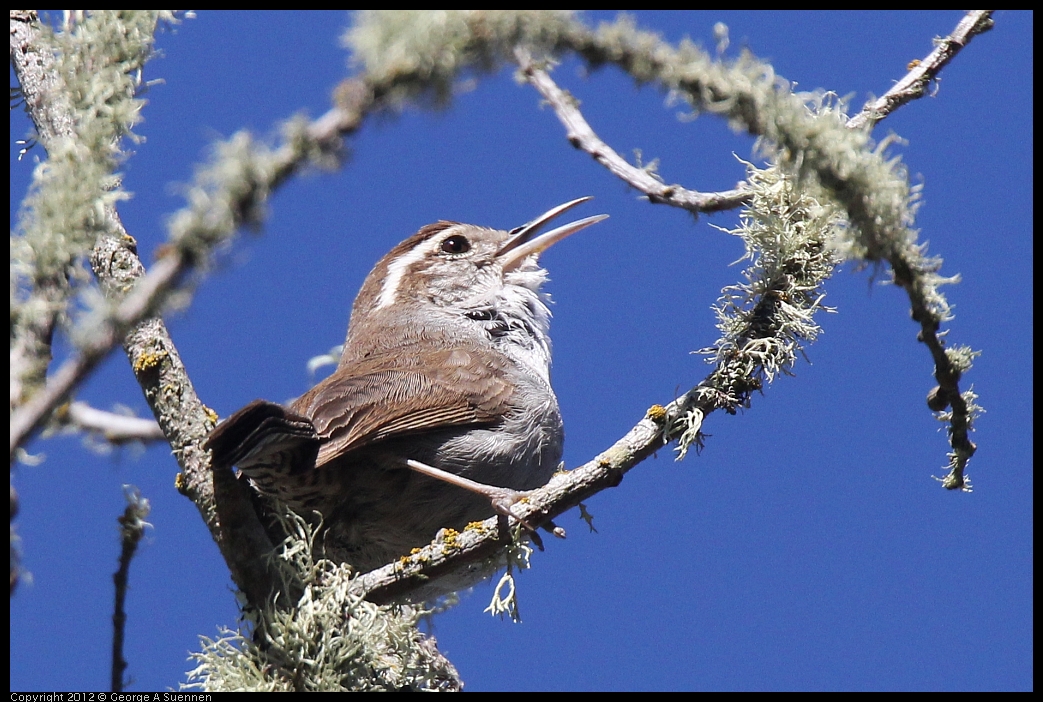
left=10, top=11, right=1032, bottom=692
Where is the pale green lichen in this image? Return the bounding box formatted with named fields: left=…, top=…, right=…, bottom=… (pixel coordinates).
left=344, top=10, right=578, bottom=107
left=674, top=163, right=842, bottom=459
left=184, top=510, right=458, bottom=692
left=12, top=12, right=174, bottom=336
left=483, top=537, right=533, bottom=623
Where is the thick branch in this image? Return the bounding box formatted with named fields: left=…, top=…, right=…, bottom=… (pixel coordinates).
left=10, top=11, right=77, bottom=412
left=9, top=11, right=282, bottom=605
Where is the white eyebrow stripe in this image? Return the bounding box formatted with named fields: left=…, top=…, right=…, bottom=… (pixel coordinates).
left=374, top=237, right=435, bottom=311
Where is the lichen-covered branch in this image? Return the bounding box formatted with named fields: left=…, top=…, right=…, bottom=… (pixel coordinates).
left=184, top=512, right=462, bottom=692
left=9, top=10, right=284, bottom=605
left=505, top=13, right=982, bottom=487
left=10, top=10, right=161, bottom=447
left=563, top=20, right=979, bottom=490
left=673, top=165, right=841, bottom=455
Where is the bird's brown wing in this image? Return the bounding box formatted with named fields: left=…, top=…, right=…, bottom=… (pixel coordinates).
left=291, top=343, right=516, bottom=470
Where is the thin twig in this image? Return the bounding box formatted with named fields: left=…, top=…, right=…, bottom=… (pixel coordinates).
left=846, top=10, right=995, bottom=131
left=64, top=402, right=166, bottom=444
left=111, top=487, right=150, bottom=693
left=515, top=48, right=751, bottom=215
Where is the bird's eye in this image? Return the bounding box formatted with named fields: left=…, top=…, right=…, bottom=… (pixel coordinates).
left=440, top=235, right=471, bottom=255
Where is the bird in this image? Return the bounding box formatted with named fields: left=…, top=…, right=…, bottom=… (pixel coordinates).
left=204, top=197, right=607, bottom=572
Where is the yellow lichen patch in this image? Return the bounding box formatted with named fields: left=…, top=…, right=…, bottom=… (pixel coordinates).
left=133, top=350, right=167, bottom=374
left=440, top=528, right=460, bottom=549
left=174, top=472, right=188, bottom=495
left=203, top=404, right=219, bottom=425
left=465, top=521, right=493, bottom=537
left=402, top=548, right=429, bottom=567
left=646, top=404, right=667, bottom=422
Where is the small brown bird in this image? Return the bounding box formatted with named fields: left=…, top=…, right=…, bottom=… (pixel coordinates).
left=205, top=198, right=606, bottom=572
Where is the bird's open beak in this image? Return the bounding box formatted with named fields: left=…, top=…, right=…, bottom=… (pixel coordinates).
left=497, top=196, right=608, bottom=271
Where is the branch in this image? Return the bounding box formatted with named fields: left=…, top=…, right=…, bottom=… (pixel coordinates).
left=9, top=11, right=194, bottom=457
left=8, top=11, right=283, bottom=605
left=515, top=48, right=751, bottom=215
left=184, top=10, right=986, bottom=604
left=10, top=10, right=80, bottom=413
left=547, top=12, right=981, bottom=489
left=11, top=10, right=480, bottom=608
left=10, top=254, right=188, bottom=458
left=336, top=9, right=999, bottom=599
left=846, top=10, right=995, bottom=131
left=844, top=11, right=995, bottom=486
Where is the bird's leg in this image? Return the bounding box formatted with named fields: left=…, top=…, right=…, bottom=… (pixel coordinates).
left=404, top=459, right=537, bottom=531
